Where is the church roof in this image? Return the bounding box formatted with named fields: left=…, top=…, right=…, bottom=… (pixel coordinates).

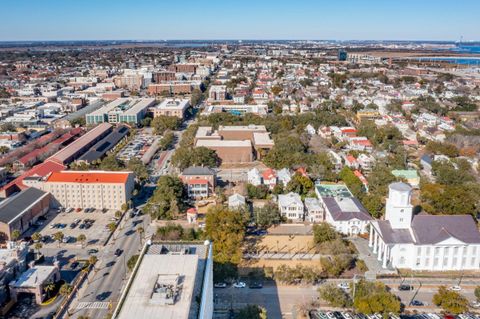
left=374, top=220, right=414, bottom=244
left=411, top=215, right=480, bottom=245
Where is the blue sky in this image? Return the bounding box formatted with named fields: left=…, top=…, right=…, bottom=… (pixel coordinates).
left=1, top=0, right=479, bottom=41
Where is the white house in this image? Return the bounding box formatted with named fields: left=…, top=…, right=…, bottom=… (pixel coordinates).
left=228, top=193, right=246, bottom=209
left=304, top=197, right=324, bottom=222
left=369, top=182, right=480, bottom=270
left=247, top=168, right=262, bottom=186
left=277, top=168, right=292, bottom=186
left=278, top=192, right=304, bottom=220
left=305, top=124, right=316, bottom=135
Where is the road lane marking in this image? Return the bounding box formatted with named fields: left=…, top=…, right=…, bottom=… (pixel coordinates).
left=76, top=301, right=110, bottom=309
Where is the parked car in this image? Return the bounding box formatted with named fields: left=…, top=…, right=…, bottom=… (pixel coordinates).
left=249, top=282, right=263, bottom=289
left=214, top=282, right=228, bottom=288
left=410, top=300, right=424, bottom=306
left=398, top=284, right=413, bottom=291
left=233, top=281, right=246, bottom=288
left=114, top=249, right=123, bottom=256
left=88, top=249, right=99, bottom=255
left=337, top=282, right=350, bottom=290
left=448, top=285, right=462, bottom=291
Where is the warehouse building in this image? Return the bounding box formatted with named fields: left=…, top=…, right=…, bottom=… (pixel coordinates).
left=48, top=123, right=113, bottom=165
left=77, top=125, right=129, bottom=163
left=0, top=188, right=51, bottom=242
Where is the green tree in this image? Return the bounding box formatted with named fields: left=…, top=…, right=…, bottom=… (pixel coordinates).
left=127, top=158, right=149, bottom=182
left=339, top=167, right=364, bottom=198
left=127, top=255, right=140, bottom=272
left=59, top=283, right=73, bottom=297
left=205, top=206, right=246, bottom=265
left=88, top=255, right=98, bottom=271
left=31, top=232, right=42, bottom=242
left=77, top=234, right=87, bottom=248
left=286, top=173, right=314, bottom=196
left=53, top=231, right=64, bottom=247
left=433, top=286, right=469, bottom=314
left=159, top=131, right=175, bottom=150
left=34, top=242, right=43, bottom=255
left=253, top=202, right=282, bottom=228
left=475, top=286, right=480, bottom=301
left=100, top=154, right=123, bottom=171
left=313, top=222, right=339, bottom=245
left=235, top=305, right=267, bottom=319
left=190, top=88, right=203, bottom=106
left=320, top=255, right=353, bottom=278
left=151, top=115, right=181, bottom=135
left=137, top=226, right=145, bottom=246
left=171, top=146, right=220, bottom=170
left=144, top=175, right=185, bottom=220
left=11, top=229, right=21, bottom=241
left=0, top=145, right=9, bottom=154
left=353, top=280, right=401, bottom=315
left=246, top=184, right=269, bottom=200
left=318, top=283, right=352, bottom=308
left=44, top=281, right=56, bottom=299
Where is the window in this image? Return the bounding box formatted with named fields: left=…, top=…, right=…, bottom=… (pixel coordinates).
left=471, top=257, right=476, bottom=266
left=399, top=257, right=405, bottom=265
left=472, top=247, right=478, bottom=255
left=434, top=258, right=439, bottom=267
left=417, top=247, right=421, bottom=255
left=424, top=258, right=430, bottom=267
left=454, top=247, right=459, bottom=255
left=443, top=257, right=448, bottom=267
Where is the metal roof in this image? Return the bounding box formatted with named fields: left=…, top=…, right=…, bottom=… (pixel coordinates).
left=0, top=188, right=49, bottom=225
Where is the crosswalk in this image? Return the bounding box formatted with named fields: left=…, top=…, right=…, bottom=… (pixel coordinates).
left=76, top=301, right=110, bottom=310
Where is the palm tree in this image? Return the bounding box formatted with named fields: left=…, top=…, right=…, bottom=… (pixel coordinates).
left=77, top=234, right=87, bottom=248
left=11, top=229, right=21, bottom=242
left=88, top=255, right=98, bottom=272
left=34, top=242, right=43, bottom=256
left=53, top=232, right=64, bottom=248
left=59, top=283, right=72, bottom=297
left=137, top=227, right=145, bottom=246
left=108, top=222, right=117, bottom=240
left=81, top=262, right=91, bottom=283
left=31, top=232, right=42, bottom=242
left=44, top=281, right=56, bottom=299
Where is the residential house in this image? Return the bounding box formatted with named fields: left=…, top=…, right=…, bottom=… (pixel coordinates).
left=262, top=169, right=277, bottom=190
left=179, top=166, right=216, bottom=199
left=247, top=168, right=262, bottom=186
left=278, top=192, right=304, bottom=220
left=304, top=197, right=324, bottom=222
left=228, top=193, right=246, bottom=210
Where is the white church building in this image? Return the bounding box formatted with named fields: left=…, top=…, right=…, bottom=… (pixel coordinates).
left=369, top=182, right=480, bottom=271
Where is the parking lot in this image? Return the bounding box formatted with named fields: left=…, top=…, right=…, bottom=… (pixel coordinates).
left=116, top=130, right=157, bottom=162
left=32, top=208, right=120, bottom=249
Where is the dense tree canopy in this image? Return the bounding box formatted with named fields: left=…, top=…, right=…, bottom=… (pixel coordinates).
left=151, top=115, right=181, bottom=135
left=353, top=280, right=401, bottom=315
left=144, top=175, right=185, bottom=219
left=433, top=286, right=469, bottom=314
left=171, top=146, right=220, bottom=170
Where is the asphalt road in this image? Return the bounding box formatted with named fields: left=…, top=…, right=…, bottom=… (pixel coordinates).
left=68, top=213, right=149, bottom=319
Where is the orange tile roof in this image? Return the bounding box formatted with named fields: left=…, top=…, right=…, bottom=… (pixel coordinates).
left=46, top=171, right=131, bottom=184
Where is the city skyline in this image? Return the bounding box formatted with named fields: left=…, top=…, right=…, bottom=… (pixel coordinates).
left=1, top=0, right=480, bottom=41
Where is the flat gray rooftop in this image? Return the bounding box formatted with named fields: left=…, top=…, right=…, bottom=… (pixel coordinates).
left=117, top=243, right=207, bottom=319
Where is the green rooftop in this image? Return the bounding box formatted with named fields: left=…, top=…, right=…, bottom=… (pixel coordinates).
left=315, top=183, right=352, bottom=198
left=391, top=169, right=418, bottom=179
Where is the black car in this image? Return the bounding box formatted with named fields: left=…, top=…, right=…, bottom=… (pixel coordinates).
left=398, top=284, right=413, bottom=291
left=249, top=282, right=263, bottom=289
left=114, top=248, right=123, bottom=256
left=410, top=300, right=424, bottom=306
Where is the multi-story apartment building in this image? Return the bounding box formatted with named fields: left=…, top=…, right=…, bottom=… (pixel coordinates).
left=42, top=170, right=135, bottom=210
left=86, top=98, right=156, bottom=125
